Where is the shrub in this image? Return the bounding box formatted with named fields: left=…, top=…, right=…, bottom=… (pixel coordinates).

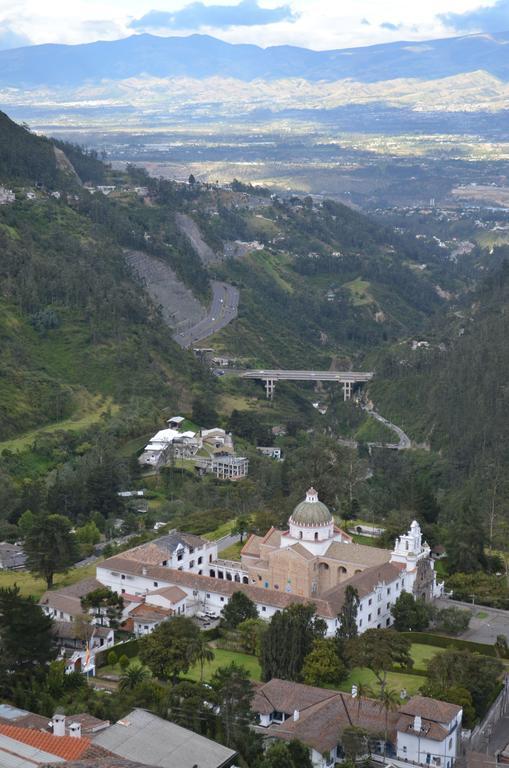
left=119, top=654, right=130, bottom=671
left=107, top=650, right=117, bottom=667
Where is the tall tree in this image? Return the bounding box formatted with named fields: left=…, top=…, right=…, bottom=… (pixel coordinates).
left=187, top=633, right=214, bottom=682
left=24, top=514, right=79, bottom=588
left=212, top=663, right=257, bottom=756
left=302, top=638, right=347, bottom=687
left=337, top=585, right=359, bottom=639
left=221, top=591, right=259, bottom=629
left=0, top=586, right=56, bottom=694
left=139, top=617, right=200, bottom=682
left=391, top=592, right=431, bottom=631
left=260, top=604, right=326, bottom=682
left=378, top=688, right=401, bottom=759
left=445, top=501, right=487, bottom=573
left=348, top=629, right=413, bottom=697
left=81, top=587, right=124, bottom=629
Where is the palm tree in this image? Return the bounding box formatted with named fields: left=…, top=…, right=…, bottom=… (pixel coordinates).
left=119, top=661, right=151, bottom=691
left=187, top=634, right=214, bottom=681
left=378, top=687, right=400, bottom=764
left=354, top=681, right=375, bottom=720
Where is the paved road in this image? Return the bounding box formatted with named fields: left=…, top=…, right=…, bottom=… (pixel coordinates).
left=434, top=597, right=509, bottom=645
left=175, top=281, right=239, bottom=348
left=240, top=370, right=373, bottom=383
left=365, top=407, right=412, bottom=450
left=217, top=533, right=241, bottom=552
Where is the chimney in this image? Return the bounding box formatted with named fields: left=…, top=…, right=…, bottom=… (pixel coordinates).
left=52, top=712, right=65, bottom=737
left=69, top=722, right=82, bottom=739
left=293, top=710, right=300, bottom=722
left=414, top=715, right=422, bottom=732
left=351, top=685, right=358, bottom=698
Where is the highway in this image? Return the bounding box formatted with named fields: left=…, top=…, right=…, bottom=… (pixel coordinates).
left=240, top=370, right=373, bottom=383
left=175, top=281, right=239, bottom=348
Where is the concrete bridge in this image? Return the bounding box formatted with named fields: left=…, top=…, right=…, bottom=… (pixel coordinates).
left=239, top=369, right=374, bottom=400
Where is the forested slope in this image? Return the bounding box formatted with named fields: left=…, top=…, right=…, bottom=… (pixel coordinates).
left=370, top=259, right=509, bottom=500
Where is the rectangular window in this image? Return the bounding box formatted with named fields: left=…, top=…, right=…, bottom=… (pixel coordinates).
left=359, top=619, right=363, bottom=627
left=387, top=587, right=391, bottom=595
left=198, top=556, right=202, bottom=565
left=189, top=560, right=195, bottom=568
left=177, top=552, right=183, bottom=561
left=377, top=607, right=381, bottom=616
left=153, top=582, right=158, bottom=587
left=206, top=593, right=210, bottom=598
left=220, top=597, right=225, bottom=602
left=262, top=607, right=266, bottom=612
left=368, top=613, right=372, bottom=621
left=368, top=598, right=372, bottom=605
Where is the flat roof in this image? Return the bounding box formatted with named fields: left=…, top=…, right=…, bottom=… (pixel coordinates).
left=93, top=709, right=236, bottom=768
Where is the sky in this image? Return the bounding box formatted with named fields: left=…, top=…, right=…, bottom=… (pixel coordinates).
left=0, top=0, right=508, bottom=51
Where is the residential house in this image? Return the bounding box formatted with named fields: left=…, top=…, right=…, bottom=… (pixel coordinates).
left=40, top=578, right=104, bottom=623
left=252, top=679, right=462, bottom=768
left=256, top=447, right=282, bottom=460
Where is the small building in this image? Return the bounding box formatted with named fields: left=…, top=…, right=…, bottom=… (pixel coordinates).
left=211, top=455, right=249, bottom=480
left=0, top=186, right=15, bottom=204
left=92, top=708, right=237, bottom=768
left=257, top=447, right=282, bottom=461
left=167, top=416, right=185, bottom=430
left=39, top=578, right=104, bottom=623
left=129, top=603, right=175, bottom=637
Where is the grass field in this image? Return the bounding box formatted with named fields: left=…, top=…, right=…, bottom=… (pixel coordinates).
left=206, top=520, right=237, bottom=540
left=187, top=647, right=262, bottom=682
left=98, top=641, right=443, bottom=695
left=0, top=394, right=118, bottom=453
left=0, top=560, right=101, bottom=600
left=343, top=278, right=374, bottom=306
left=219, top=541, right=244, bottom=560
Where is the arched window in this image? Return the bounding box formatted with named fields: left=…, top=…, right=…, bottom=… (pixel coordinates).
left=314, top=531, right=319, bottom=541
left=338, top=566, right=347, bottom=578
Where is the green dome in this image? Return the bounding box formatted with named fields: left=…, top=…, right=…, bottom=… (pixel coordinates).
left=290, top=488, right=332, bottom=526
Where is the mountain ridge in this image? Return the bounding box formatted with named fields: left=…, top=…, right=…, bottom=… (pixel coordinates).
left=1, top=30, right=509, bottom=87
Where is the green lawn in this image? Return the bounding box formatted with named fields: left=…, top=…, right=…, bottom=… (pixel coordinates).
left=0, top=560, right=101, bottom=600
left=100, top=647, right=262, bottom=683
left=410, top=643, right=445, bottom=672
left=206, top=520, right=237, bottom=541
left=220, top=541, right=244, bottom=560
left=187, top=647, right=262, bottom=682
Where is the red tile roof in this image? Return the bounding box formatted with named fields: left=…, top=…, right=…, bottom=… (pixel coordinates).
left=0, top=722, right=91, bottom=760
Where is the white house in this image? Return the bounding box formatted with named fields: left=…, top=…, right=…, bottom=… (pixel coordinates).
left=252, top=681, right=462, bottom=768
left=395, top=697, right=462, bottom=768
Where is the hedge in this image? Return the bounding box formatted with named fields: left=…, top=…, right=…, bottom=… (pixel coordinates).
left=95, top=638, right=140, bottom=669
left=402, top=632, right=498, bottom=657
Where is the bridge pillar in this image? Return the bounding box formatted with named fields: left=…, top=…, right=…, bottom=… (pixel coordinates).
left=264, top=379, right=276, bottom=399
left=343, top=381, right=353, bottom=401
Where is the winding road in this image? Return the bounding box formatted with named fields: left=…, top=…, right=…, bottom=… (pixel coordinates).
left=175, top=281, right=240, bottom=348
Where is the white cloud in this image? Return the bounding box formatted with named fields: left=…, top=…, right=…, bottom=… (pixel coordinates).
left=0, top=0, right=494, bottom=50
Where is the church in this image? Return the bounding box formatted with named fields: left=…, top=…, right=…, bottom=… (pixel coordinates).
left=94, top=487, right=443, bottom=637
left=241, top=488, right=441, bottom=603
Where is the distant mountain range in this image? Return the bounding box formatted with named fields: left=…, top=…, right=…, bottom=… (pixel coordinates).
left=1, top=31, right=509, bottom=87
